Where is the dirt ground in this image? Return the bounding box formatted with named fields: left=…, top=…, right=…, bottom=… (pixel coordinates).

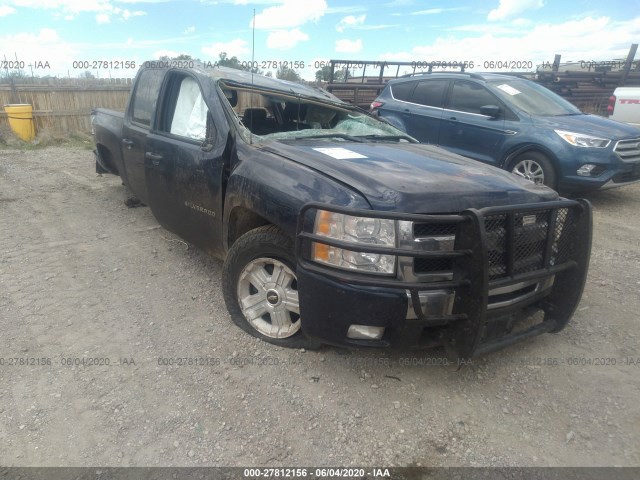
left=0, top=145, right=638, bottom=468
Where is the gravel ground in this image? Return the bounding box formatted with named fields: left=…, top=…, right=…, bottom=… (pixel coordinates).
left=0, top=146, right=638, bottom=467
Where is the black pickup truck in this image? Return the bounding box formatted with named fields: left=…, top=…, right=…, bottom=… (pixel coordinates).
left=92, top=62, right=592, bottom=357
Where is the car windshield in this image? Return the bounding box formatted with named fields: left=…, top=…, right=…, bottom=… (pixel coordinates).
left=219, top=84, right=416, bottom=143
left=489, top=79, right=583, bottom=116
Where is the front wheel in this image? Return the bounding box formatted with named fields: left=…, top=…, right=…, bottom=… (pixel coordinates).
left=222, top=225, right=319, bottom=349
left=509, top=152, right=557, bottom=190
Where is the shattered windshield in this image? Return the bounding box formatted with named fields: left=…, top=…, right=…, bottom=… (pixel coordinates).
left=219, top=83, right=416, bottom=143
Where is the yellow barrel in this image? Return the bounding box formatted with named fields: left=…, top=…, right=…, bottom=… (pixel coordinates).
left=4, top=104, right=36, bottom=141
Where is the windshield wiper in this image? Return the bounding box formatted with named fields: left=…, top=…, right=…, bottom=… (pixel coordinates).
left=300, top=133, right=364, bottom=142
left=357, top=134, right=417, bottom=143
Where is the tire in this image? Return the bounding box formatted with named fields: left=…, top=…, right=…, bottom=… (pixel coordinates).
left=509, top=152, right=557, bottom=190
left=222, top=225, right=320, bottom=349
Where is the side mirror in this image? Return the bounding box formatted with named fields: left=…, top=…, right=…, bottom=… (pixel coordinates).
left=480, top=105, right=501, bottom=118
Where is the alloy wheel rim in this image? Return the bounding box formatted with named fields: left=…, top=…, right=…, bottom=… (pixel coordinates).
left=512, top=159, right=545, bottom=184
left=237, top=258, right=301, bottom=338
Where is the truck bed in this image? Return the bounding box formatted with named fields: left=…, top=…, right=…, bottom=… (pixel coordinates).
left=92, top=108, right=125, bottom=176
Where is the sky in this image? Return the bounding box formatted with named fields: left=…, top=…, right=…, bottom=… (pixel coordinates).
left=1, top=0, right=639, bottom=81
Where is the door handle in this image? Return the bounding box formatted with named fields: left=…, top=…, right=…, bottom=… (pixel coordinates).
left=448, top=116, right=457, bottom=121
left=145, top=152, right=163, bottom=166
left=122, top=138, right=134, bottom=149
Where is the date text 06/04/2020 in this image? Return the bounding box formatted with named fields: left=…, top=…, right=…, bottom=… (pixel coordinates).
left=242, top=468, right=391, bottom=478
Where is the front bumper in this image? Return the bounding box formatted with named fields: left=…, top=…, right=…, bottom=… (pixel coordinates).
left=557, top=137, right=640, bottom=191
left=559, top=160, right=640, bottom=191
left=295, top=200, right=592, bottom=358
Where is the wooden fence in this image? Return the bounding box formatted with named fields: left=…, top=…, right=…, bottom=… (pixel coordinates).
left=0, top=78, right=132, bottom=134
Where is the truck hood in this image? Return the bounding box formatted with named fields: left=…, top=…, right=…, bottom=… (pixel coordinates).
left=534, top=113, right=640, bottom=139
left=261, top=141, right=557, bottom=213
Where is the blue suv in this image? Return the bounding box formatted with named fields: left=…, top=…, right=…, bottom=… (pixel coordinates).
left=371, top=73, right=640, bottom=192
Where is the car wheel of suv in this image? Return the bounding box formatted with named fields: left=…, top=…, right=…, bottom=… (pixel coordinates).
left=510, top=152, right=557, bottom=190
left=222, top=225, right=320, bottom=349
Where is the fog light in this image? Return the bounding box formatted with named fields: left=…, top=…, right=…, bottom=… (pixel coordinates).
left=577, top=164, right=597, bottom=176
left=347, top=325, right=385, bottom=340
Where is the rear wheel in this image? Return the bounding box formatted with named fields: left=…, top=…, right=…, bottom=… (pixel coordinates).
left=510, top=152, right=557, bottom=190
left=222, top=225, right=319, bottom=348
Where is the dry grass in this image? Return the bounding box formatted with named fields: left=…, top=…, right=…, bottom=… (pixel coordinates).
left=0, top=125, right=94, bottom=150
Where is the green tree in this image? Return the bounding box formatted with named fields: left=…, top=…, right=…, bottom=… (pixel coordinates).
left=159, top=54, right=198, bottom=62
left=315, top=65, right=331, bottom=82
left=217, top=52, right=244, bottom=70
left=216, top=52, right=262, bottom=74
left=314, top=65, right=348, bottom=83
left=0, top=69, right=27, bottom=80
left=335, top=66, right=349, bottom=82
left=276, top=66, right=300, bottom=82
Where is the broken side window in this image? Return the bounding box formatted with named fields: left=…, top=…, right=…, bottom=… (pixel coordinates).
left=170, top=76, right=208, bottom=141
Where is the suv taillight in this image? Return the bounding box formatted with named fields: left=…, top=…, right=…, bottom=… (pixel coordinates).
left=370, top=101, right=384, bottom=112
left=607, top=95, right=616, bottom=116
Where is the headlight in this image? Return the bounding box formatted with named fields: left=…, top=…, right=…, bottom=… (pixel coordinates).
left=312, top=210, right=396, bottom=275
left=554, top=130, right=610, bottom=148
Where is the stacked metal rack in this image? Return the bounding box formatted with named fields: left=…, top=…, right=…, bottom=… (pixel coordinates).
left=535, top=46, right=640, bottom=115
left=325, top=44, right=639, bottom=116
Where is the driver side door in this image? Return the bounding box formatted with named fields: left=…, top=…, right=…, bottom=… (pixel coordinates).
left=438, top=80, right=509, bottom=166
left=145, top=72, right=228, bottom=256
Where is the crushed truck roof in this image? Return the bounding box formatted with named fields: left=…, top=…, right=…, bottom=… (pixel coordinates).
left=140, top=61, right=342, bottom=104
